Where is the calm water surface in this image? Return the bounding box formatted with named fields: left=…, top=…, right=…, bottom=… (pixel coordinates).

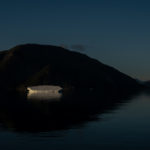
left=0, top=91, right=150, bottom=150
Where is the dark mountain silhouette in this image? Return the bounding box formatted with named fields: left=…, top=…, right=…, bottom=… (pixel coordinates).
left=0, top=44, right=141, bottom=94
left=0, top=44, right=146, bottom=133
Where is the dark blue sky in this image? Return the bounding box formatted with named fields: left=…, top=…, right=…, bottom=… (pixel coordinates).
left=1, top=0, right=150, bottom=80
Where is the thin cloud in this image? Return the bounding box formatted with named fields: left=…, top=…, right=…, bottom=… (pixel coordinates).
left=70, top=44, right=86, bottom=51
left=60, top=44, right=69, bottom=49
left=60, top=44, right=87, bottom=52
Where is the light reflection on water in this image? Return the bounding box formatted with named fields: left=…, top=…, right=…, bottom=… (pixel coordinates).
left=0, top=91, right=150, bottom=149
left=27, top=91, right=62, bottom=101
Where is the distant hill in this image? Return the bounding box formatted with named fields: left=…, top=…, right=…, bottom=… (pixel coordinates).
left=0, top=44, right=141, bottom=94
left=136, top=79, right=150, bottom=88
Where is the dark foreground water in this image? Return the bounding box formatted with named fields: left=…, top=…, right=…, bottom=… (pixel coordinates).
left=0, top=91, right=150, bottom=150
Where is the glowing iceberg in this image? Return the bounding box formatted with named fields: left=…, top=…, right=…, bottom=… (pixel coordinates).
left=27, top=85, right=63, bottom=101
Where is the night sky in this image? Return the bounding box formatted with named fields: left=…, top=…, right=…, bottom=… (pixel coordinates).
left=1, top=0, right=150, bottom=80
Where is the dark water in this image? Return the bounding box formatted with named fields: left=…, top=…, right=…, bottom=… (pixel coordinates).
left=0, top=91, right=150, bottom=150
